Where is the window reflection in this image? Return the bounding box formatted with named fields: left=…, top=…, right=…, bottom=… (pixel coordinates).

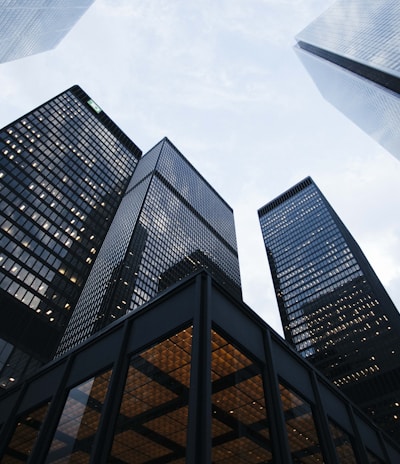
left=109, top=326, right=193, bottom=463
left=367, top=449, right=385, bottom=464
left=3, top=402, right=49, bottom=463
left=279, top=383, right=324, bottom=463
left=211, top=329, right=272, bottom=463
left=328, top=420, right=357, bottom=463
left=45, top=368, right=112, bottom=463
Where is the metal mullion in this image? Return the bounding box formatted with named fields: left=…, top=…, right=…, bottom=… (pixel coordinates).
left=310, top=371, right=339, bottom=463
left=186, top=273, right=212, bottom=464
left=90, top=320, right=133, bottom=464
left=28, top=355, right=75, bottom=463
left=262, top=329, right=292, bottom=463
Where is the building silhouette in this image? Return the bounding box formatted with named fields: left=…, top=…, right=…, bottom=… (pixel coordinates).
left=0, top=85, right=141, bottom=388
left=57, top=137, right=242, bottom=356
left=0, top=272, right=399, bottom=463
left=295, top=0, right=400, bottom=161
left=258, top=177, right=400, bottom=441
left=0, top=0, right=95, bottom=64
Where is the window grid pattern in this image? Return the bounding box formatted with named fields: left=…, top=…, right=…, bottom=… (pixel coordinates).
left=0, top=87, right=140, bottom=389
left=109, top=326, right=193, bottom=463
left=295, top=46, right=400, bottom=161
left=58, top=139, right=241, bottom=355
left=279, top=383, right=324, bottom=463
left=296, top=0, right=400, bottom=77
left=2, top=401, right=50, bottom=462
left=0, top=283, right=395, bottom=463
left=211, top=330, right=272, bottom=463
left=259, top=178, right=400, bottom=439
left=0, top=0, right=94, bottom=64
left=0, top=89, right=139, bottom=329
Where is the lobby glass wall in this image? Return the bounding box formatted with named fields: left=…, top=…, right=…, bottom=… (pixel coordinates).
left=0, top=273, right=398, bottom=463
left=109, top=326, right=192, bottom=462
left=211, top=329, right=272, bottom=462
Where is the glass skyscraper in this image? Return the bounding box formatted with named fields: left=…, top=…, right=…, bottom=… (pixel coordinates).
left=258, top=177, right=400, bottom=440
left=0, top=85, right=141, bottom=388
left=0, top=0, right=95, bottom=64
left=295, top=0, right=400, bottom=161
left=57, top=137, right=242, bottom=355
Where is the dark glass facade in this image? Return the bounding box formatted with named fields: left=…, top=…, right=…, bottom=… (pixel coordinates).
left=0, top=85, right=141, bottom=388
left=258, top=177, right=400, bottom=441
left=0, top=273, right=398, bottom=463
left=57, top=138, right=241, bottom=356
left=295, top=0, right=400, bottom=162
left=0, top=0, right=95, bottom=63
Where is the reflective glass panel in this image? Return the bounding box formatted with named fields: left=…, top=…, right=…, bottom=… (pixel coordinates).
left=211, top=329, right=272, bottom=462
left=279, top=383, right=324, bottom=463
left=109, top=326, right=193, bottom=463
left=45, top=368, right=112, bottom=463
left=328, top=420, right=357, bottom=463
left=367, top=449, right=385, bottom=464
left=2, top=402, right=49, bottom=463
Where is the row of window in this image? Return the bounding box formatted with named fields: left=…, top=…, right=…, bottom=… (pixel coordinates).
left=0, top=326, right=386, bottom=463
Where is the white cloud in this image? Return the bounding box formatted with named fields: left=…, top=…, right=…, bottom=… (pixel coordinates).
left=0, top=0, right=398, bottom=334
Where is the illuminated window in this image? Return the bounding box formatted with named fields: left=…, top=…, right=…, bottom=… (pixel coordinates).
left=211, top=330, right=272, bottom=462
left=3, top=402, right=50, bottom=462
left=109, top=326, right=193, bottom=462
left=279, top=383, right=324, bottom=462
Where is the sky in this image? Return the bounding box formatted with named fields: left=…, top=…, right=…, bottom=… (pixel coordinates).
left=1, top=0, right=399, bottom=335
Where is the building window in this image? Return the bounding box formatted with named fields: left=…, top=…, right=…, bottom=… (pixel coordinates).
left=211, top=329, right=272, bottom=462
left=279, top=382, right=324, bottom=462
left=109, top=326, right=193, bottom=462
left=367, top=449, right=385, bottom=464
left=4, top=402, right=50, bottom=461
left=328, top=419, right=357, bottom=463
left=45, top=368, right=112, bottom=462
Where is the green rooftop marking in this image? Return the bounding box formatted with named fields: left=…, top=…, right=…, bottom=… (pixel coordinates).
left=87, top=99, right=102, bottom=114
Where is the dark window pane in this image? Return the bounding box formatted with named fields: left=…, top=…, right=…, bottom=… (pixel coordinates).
left=367, top=449, right=385, bottom=464
left=45, top=368, right=112, bottom=463
left=3, top=402, right=50, bottom=463
left=279, top=383, right=324, bottom=463
left=328, top=420, right=357, bottom=463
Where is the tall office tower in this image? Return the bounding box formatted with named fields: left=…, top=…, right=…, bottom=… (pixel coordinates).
left=0, top=0, right=95, bottom=64
left=258, top=177, right=400, bottom=440
left=57, top=137, right=242, bottom=355
left=295, top=0, right=400, bottom=161
left=0, top=85, right=141, bottom=389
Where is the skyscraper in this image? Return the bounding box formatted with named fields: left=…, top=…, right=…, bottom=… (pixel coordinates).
left=57, top=137, right=242, bottom=355
left=0, top=85, right=141, bottom=388
left=295, top=0, right=400, bottom=161
left=258, top=177, right=400, bottom=440
left=0, top=0, right=95, bottom=64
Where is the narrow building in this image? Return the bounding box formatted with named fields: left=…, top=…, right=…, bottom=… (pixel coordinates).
left=258, top=176, right=400, bottom=440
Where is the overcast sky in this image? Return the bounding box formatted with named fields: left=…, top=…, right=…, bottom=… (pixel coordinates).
left=1, top=0, right=399, bottom=335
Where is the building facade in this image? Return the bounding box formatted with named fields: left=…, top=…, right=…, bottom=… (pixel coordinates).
left=0, top=85, right=141, bottom=388
left=258, top=177, right=400, bottom=441
left=0, top=0, right=95, bottom=64
left=57, top=137, right=242, bottom=355
left=0, top=272, right=398, bottom=463
left=295, top=0, right=400, bottom=161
